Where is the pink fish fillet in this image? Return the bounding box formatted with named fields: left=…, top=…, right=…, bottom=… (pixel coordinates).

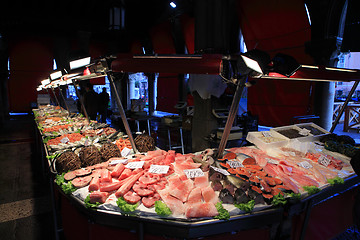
left=168, top=178, right=194, bottom=202
left=186, top=187, right=202, bottom=204
left=185, top=202, right=218, bottom=218
left=158, top=189, right=185, bottom=215
left=201, top=185, right=219, bottom=204
left=289, top=174, right=320, bottom=187
left=193, top=172, right=209, bottom=188
left=115, top=170, right=144, bottom=198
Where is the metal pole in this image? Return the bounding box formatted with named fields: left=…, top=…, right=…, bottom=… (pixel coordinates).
left=51, top=87, right=61, bottom=107
left=330, top=80, right=359, bottom=132
left=72, top=80, right=90, bottom=123
left=58, top=86, right=70, bottom=114
left=216, top=76, right=247, bottom=159
left=107, top=71, right=138, bottom=153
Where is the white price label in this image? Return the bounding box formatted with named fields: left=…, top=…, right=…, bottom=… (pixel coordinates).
left=121, top=147, right=131, bottom=157
left=266, top=158, right=279, bottom=165
left=149, top=165, right=169, bottom=174
left=262, top=131, right=272, bottom=138
left=45, top=119, right=53, bottom=123
left=96, top=129, right=104, bottom=135
left=227, top=160, right=244, bottom=168
left=210, top=166, right=230, bottom=176
left=93, top=137, right=100, bottom=144
left=318, top=155, right=331, bottom=167
left=298, top=161, right=313, bottom=169
left=183, top=169, right=205, bottom=179
left=126, top=161, right=144, bottom=169
left=60, top=137, right=69, bottom=144
left=299, top=128, right=311, bottom=136
left=109, top=158, right=128, bottom=165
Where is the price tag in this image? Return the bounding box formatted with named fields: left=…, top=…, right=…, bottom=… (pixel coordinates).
left=121, top=147, right=131, bottom=157
left=299, top=128, right=311, bottom=136
left=210, top=166, right=230, bottom=176
left=298, top=161, right=313, bottom=169
left=60, top=137, right=69, bottom=144
left=318, top=155, right=331, bottom=167
left=96, top=129, right=104, bottom=135
left=109, top=158, right=128, bottom=165
left=45, top=119, right=53, bottom=123
left=84, top=138, right=90, bottom=147
left=93, top=137, right=100, bottom=144
left=266, top=158, right=279, bottom=165
left=227, top=160, right=244, bottom=168
left=149, top=165, right=169, bottom=174
left=183, top=169, right=205, bottom=179
left=125, top=161, right=145, bottom=169
left=262, top=131, right=272, bottom=138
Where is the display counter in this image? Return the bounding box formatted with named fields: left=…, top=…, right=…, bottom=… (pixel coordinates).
left=33, top=106, right=360, bottom=240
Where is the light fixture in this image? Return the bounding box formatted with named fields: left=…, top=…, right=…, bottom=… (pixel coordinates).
left=50, top=70, right=63, bottom=81
left=270, top=53, right=301, bottom=77
left=41, top=79, right=51, bottom=85
left=69, top=56, right=91, bottom=70
left=170, top=2, right=176, bottom=8
left=36, top=86, right=43, bottom=92
left=237, top=49, right=271, bottom=76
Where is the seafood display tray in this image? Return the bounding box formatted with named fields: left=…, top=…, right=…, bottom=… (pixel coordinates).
left=58, top=185, right=284, bottom=239
left=246, top=130, right=289, bottom=151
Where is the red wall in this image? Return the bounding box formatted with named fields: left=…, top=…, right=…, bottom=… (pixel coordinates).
left=8, top=35, right=53, bottom=112
left=236, top=0, right=315, bottom=126
left=150, top=20, right=179, bottom=114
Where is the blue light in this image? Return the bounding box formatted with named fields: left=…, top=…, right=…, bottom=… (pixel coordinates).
left=170, top=2, right=176, bottom=8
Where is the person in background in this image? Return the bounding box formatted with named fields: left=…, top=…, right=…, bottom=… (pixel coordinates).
left=83, top=83, right=99, bottom=120
left=98, top=87, right=109, bottom=123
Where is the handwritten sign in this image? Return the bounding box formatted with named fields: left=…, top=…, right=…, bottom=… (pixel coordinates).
left=96, top=129, right=104, bottom=135
left=109, top=158, right=128, bottom=165
left=227, top=160, right=243, bottom=168
left=125, top=161, right=145, bottom=169
left=318, top=155, right=331, bottom=167
left=262, top=131, right=272, bottom=138
left=121, top=147, right=131, bottom=157
left=60, top=137, right=69, bottom=144
left=183, top=169, right=205, bottom=179
left=210, top=166, right=230, bottom=176
left=298, top=161, right=313, bottom=169
left=299, top=128, right=311, bottom=136
left=149, top=165, right=169, bottom=174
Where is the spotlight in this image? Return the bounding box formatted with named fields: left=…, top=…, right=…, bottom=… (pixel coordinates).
left=50, top=70, right=63, bottom=81
left=271, top=53, right=300, bottom=77
left=170, top=2, right=176, bottom=8
left=69, top=56, right=91, bottom=70
left=41, top=78, right=51, bottom=85
left=237, top=49, right=271, bottom=76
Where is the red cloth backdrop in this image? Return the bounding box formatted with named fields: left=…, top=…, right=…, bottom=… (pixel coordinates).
left=149, top=20, right=178, bottom=114
left=236, top=0, right=315, bottom=126
left=180, top=14, right=195, bottom=54
left=8, top=35, right=53, bottom=112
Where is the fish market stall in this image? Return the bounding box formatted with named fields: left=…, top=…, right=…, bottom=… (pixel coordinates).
left=33, top=105, right=359, bottom=240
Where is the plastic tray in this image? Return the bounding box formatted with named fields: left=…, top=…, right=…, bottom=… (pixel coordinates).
left=295, top=122, right=330, bottom=140
left=246, top=131, right=289, bottom=151
left=270, top=125, right=314, bottom=142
